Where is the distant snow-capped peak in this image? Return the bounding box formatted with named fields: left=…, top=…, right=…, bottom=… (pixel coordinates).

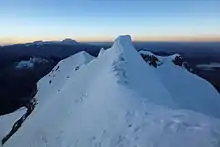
left=26, top=38, right=79, bottom=46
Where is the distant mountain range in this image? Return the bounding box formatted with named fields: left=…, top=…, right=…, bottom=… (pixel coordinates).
left=0, top=40, right=109, bottom=69
left=26, top=38, right=79, bottom=46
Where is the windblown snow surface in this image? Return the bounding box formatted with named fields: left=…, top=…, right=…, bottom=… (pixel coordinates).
left=1, top=35, right=220, bottom=147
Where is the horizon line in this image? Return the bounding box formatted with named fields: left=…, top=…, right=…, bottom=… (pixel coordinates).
left=1, top=36, right=220, bottom=45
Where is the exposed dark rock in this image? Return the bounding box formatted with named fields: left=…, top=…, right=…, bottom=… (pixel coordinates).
left=172, top=55, right=184, bottom=66
left=55, top=66, right=59, bottom=71
left=75, top=66, right=80, bottom=71
left=2, top=98, right=37, bottom=145
left=140, top=53, right=160, bottom=68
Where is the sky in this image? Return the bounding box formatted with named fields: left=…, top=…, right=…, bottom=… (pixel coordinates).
left=0, top=0, right=220, bottom=44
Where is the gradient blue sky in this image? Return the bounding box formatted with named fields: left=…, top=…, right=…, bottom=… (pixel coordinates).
left=0, top=0, right=220, bottom=44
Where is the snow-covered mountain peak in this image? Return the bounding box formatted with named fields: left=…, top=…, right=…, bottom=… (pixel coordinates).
left=2, top=35, right=220, bottom=147
left=114, top=35, right=132, bottom=46
left=110, top=35, right=146, bottom=67
left=102, top=36, right=176, bottom=107
left=112, top=35, right=135, bottom=53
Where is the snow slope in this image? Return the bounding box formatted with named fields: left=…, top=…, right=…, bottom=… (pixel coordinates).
left=139, top=50, right=220, bottom=118
left=36, top=51, right=95, bottom=104
left=0, top=108, right=25, bottom=144
left=2, top=35, right=220, bottom=147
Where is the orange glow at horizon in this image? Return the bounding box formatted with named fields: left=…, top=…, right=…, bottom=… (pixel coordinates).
left=1, top=35, right=220, bottom=45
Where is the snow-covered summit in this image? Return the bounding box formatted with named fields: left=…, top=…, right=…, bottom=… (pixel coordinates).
left=2, top=35, right=220, bottom=147
left=112, top=35, right=137, bottom=57
left=112, top=35, right=133, bottom=49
